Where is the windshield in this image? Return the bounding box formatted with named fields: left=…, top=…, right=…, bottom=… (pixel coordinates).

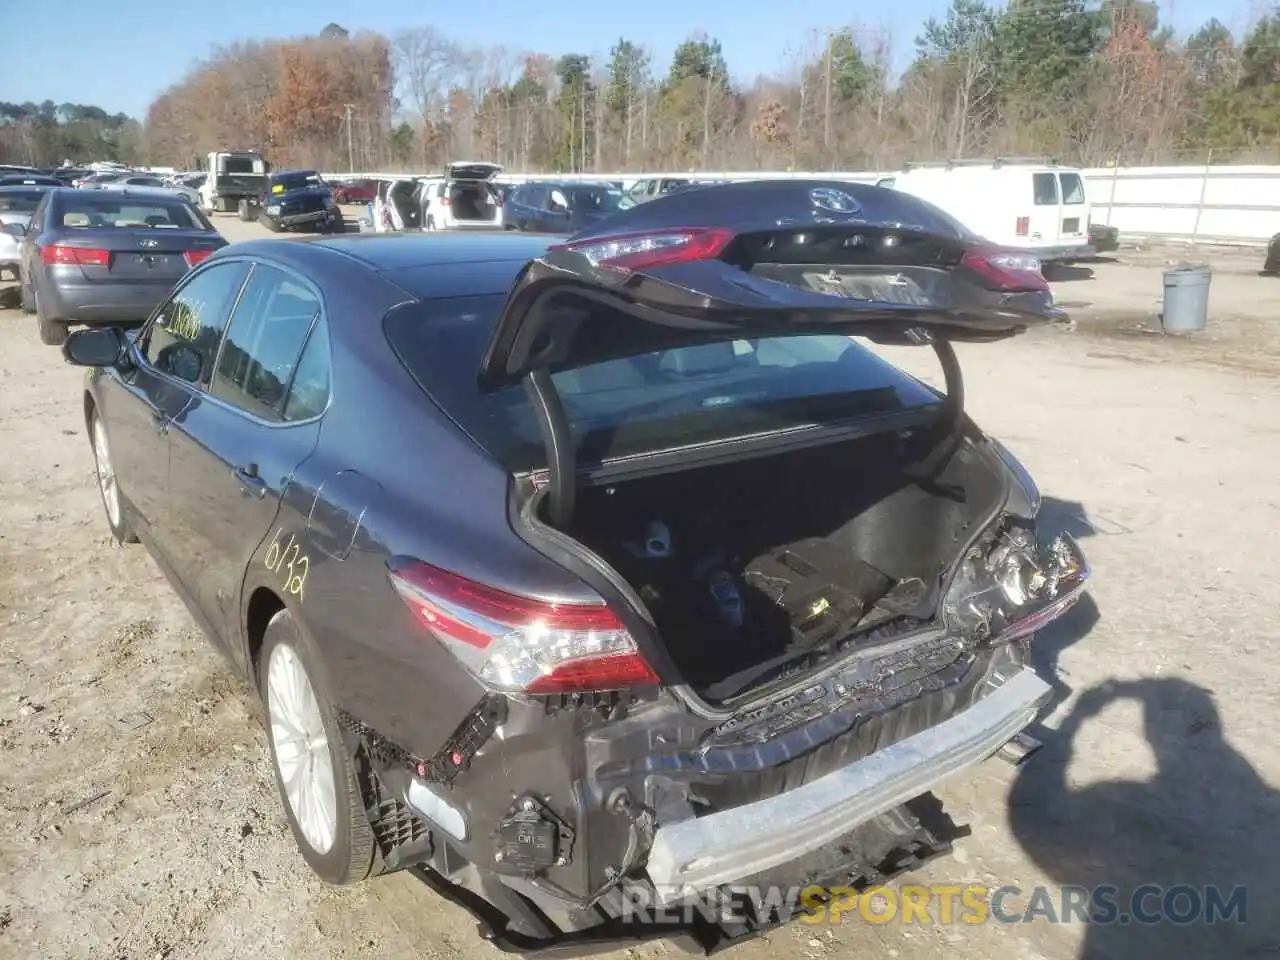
left=385, top=294, right=941, bottom=470
left=0, top=189, right=48, bottom=212
left=54, top=195, right=211, bottom=229
left=570, top=187, right=622, bottom=213
left=271, top=172, right=323, bottom=193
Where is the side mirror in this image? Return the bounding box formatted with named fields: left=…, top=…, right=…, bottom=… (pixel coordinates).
left=550, top=190, right=569, bottom=212
left=1, top=222, right=24, bottom=238
left=62, top=326, right=127, bottom=367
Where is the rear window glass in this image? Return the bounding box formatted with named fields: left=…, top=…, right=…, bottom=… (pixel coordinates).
left=385, top=295, right=941, bottom=471
left=0, top=190, right=47, bottom=211
left=222, top=156, right=264, bottom=175
left=1033, top=173, right=1059, bottom=206
left=56, top=197, right=209, bottom=229
left=1059, top=173, right=1086, bottom=204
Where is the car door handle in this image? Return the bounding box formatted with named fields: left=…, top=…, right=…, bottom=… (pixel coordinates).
left=234, top=464, right=267, bottom=498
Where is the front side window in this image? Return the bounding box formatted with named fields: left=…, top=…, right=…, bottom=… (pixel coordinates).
left=144, top=261, right=250, bottom=384
left=211, top=264, right=320, bottom=420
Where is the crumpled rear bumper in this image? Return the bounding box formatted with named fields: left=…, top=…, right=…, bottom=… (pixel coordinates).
left=645, top=666, right=1051, bottom=900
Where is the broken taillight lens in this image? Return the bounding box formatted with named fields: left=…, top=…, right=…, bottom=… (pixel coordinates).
left=947, top=531, right=1089, bottom=645
left=387, top=559, right=659, bottom=694
left=552, top=228, right=734, bottom=271
left=960, top=246, right=1048, bottom=293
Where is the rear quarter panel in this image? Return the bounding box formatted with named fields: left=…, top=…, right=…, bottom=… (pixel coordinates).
left=271, top=261, right=598, bottom=758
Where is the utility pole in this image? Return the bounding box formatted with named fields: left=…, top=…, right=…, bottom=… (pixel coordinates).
left=344, top=104, right=355, bottom=173
left=823, top=31, right=833, bottom=155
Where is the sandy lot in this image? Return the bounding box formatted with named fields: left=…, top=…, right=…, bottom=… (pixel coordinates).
left=1, top=219, right=1278, bottom=960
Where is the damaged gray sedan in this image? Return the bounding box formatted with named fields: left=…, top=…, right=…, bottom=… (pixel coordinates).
left=66, top=178, right=1089, bottom=955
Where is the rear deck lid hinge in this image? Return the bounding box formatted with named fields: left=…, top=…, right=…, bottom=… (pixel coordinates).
left=523, top=367, right=575, bottom=527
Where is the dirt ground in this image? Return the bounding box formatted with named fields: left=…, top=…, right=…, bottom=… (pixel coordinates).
left=1, top=219, right=1278, bottom=960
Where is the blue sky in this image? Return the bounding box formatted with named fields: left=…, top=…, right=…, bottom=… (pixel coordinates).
left=0, top=0, right=1231, bottom=121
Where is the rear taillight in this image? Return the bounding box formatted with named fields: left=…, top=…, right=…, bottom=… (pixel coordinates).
left=184, top=249, right=213, bottom=268
left=1015, top=216, right=1030, bottom=237
left=439, top=196, right=451, bottom=206
left=388, top=559, right=659, bottom=695
left=552, top=227, right=734, bottom=271
left=41, top=245, right=110, bottom=267
left=960, top=246, right=1048, bottom=293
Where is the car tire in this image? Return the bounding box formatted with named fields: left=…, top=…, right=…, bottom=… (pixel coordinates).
left=19, top=278, right=35, bottom=314
left=261, top=215, right=281, bottom=233
left=425, top=216, right=436, bottom=232
left=238, top=199, right=252, bottom=222
left=33, top=287, right=67, bottom=346
left=89, top=407, right=138, bottom=544
left=259, top=609, right=378, bottom=886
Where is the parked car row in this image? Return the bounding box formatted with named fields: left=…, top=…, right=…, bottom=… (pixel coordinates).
left=372, top=161, right=507, bottom=233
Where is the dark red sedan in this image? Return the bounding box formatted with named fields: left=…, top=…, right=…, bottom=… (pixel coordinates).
left=329, top=179, right=377, bottom=204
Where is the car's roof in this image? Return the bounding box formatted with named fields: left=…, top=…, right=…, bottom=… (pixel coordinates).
left=272, top=168, right=318, bottom=178
left=310, top=232, right=555, bottom=269
left=221, top=232, right=558, bottom=300
left=0, top=183, right=54, bottom=193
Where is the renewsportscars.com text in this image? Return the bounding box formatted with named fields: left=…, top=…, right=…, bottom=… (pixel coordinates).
left=617, top=883, right=1248, bottom=927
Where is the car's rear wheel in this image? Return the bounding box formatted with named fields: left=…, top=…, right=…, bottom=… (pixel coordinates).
left=261, top=215, right=281, bottom=233
left=89, top=409, right=137, bottom=544
left=260, top=610, right=376, bottom=885
left=19, top=278, right=35, bottom=314
left=237, top=199, right=252, bottom=221
left=33, top=287, right=67, bottom=346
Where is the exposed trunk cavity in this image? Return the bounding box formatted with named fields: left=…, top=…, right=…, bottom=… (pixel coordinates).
left=568, top=432, right=1007, bottom=702
left=450, top=182, right=500, bottom=223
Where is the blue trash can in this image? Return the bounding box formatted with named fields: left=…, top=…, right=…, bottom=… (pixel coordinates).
left=1161, top=265, right=1211, bottom=333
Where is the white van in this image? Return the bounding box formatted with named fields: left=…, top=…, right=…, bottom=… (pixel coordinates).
left=876, top=159, right=1093, bottom=264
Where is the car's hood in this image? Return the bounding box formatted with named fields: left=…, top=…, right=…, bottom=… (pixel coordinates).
left=477, top=179, right=1061, bottom=390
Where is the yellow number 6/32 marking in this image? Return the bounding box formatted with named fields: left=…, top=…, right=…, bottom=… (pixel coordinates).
left=264, top=528, right=309, bottom=599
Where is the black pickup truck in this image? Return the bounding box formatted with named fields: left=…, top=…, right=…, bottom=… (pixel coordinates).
left=237, top=169, right=343, bottom=233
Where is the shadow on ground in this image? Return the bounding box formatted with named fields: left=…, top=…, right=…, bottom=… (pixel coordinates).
left=1006, top=495, right=1278, bottom=957
left=1009, top=676, right=1280, bottom=958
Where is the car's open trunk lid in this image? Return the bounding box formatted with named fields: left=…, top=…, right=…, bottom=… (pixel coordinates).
left=446, top=161, right=502, bottom=182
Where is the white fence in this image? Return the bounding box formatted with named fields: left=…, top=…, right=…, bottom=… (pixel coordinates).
left=323, top=164, right=1280, bottom=245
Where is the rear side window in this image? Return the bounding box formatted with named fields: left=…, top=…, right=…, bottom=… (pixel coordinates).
left=384, top=295, right=941, bottom=471
left=1059, top=173, right=1086, bottom=205
left=282, top=318, right=331, bottom=421
left=1033, top=173, right=1059, bottom=206
left=145, top=261, right=250, bottom=384
left=212, top=264, right=320, bottom=420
